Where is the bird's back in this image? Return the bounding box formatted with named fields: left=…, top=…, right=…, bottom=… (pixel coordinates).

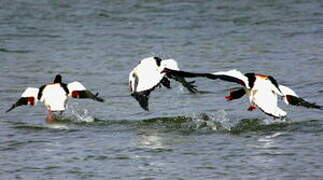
left=40, top=84, right=67, bottom=111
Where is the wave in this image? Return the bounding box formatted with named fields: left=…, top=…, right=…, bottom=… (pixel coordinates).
left=49, top=109, right=294, bottom=134
left=8, top=104, right=322, bottom=134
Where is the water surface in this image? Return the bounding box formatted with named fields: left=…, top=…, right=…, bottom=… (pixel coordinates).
left=1, top=0, right=323, bottom=179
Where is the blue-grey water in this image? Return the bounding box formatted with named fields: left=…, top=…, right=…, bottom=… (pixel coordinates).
left=1, top=0, right=323, bottom=179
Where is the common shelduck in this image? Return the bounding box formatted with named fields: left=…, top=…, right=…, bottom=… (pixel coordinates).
left=6, top=74, right=104, bottom=121
left=162, top=68, right=322, bottom=119
left=129, top=56, right=198, bottom=111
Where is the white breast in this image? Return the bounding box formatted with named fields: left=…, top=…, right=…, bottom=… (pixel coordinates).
left=40, top=84, right=68, bottom=111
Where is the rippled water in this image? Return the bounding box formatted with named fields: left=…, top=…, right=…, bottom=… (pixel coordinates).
left=1, top=0, right=323, bottom=179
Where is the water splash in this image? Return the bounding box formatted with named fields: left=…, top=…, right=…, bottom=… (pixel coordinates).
left=182, top=110, right=238, bottom=131
left=65, top=102, right=95, bottom=123
left=263, top=117, right=287, bottom=125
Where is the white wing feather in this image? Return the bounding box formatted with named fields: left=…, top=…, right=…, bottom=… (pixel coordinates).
left=67, top=81, right=87, bottom=96
left=21, top=87, right=39, bottom=98
left=279, top=85, right=298, bottom=96
left=212, top=69, right=250, bottom=88
left=6, top=87, right=39, bottom=112
left=161, top=59, right=180, bottom=71
left=279, top=85, right=298, bottom=105
left=21, top=87, right=39, bottom=104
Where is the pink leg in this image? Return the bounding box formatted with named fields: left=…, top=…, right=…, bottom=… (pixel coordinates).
left=46, top=110, right=55, bottom=122
left=225, top=91, right=234, bottom=101
left=247, top=105, right=257, bottom=111
left=225, top=95, right=233, bottom=101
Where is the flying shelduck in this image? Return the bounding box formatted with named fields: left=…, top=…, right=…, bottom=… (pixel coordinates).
left=129, top=56, right=198, bottom=111
left=162, top=68, right=322, bottom=119
left=6, top=74, right=104, bottom=121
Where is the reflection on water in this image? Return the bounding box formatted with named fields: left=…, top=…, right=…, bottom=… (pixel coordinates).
left=45, top=122, right=70, bottom=130
left=136, top=127, right=195, bottom=150
left=244, top=132, right=296, bottom=177
left=137, top=130, right=167, bottom=149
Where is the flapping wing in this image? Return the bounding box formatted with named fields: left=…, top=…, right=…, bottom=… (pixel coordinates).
left=212, top=69, right=249, bottom=87
left=162, top=68, right=249, bottom=88
left=67, top=81, right=104, bottom=102
left=6, top=87, right=39, bottom=112
left=279, top=85, right=322, bottom=109
left=161, top=59, right=198, bottom=93
left=252, top=89, right=287, bottom=118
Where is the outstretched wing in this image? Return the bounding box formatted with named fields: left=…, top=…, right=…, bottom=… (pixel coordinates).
left=67, top=81, right=104, bottom=102
left=161, top=59, right=198, bottom=93
left=252, top=89, right=287, bottom=118
left=162, top=68, right=249, bottom=88
left=279, top=85, right=322, bottom=109
left=212, top=69, right=249, bottom=87
left=6, top=87, right=39, bottom=112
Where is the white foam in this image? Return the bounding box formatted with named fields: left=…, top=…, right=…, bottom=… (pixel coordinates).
left=183, top=110, right=237, bottom=131
left=66, top=103, right=95, bottom=123
left=46, top=123, right=70, bottom=130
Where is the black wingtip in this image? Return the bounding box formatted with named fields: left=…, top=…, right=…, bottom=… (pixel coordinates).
left=286, top=95, right=322, bottom=110
left=185, top=80, right=199, bottom=94
left=5, top=105, right=15, bottom=113
left=96, top=97, right=105, bottom=103
left=174, top=76, right=199, bottom=94
left=94, top=92, right=105, bottom=103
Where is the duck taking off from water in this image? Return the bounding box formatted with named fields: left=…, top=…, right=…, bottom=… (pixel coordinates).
left=129, top=56, right=198, bottom=111
left=6, top=74, right=104, bottom=121
left=162, top=68, right=322, bottom=119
